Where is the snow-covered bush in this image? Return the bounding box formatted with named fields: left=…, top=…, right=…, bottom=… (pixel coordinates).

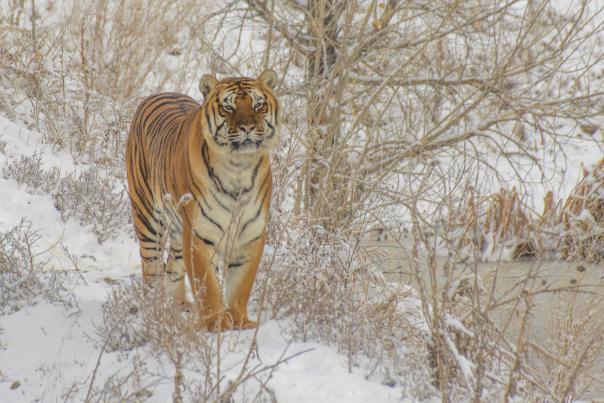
left=96, top=277, right=297, bottom=402
left=0, top=219, right=71, bottom=314
left=1, top=152, right=61, bottom=192
left=2, top=154, right=129, bottom=242
left=0, top=0, right=602, bottom=401
left=256, top=217, right=438, bottom=400
left=53, top=168, right=129, bottom=243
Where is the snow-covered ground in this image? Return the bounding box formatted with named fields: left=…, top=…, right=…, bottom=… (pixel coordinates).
left=0, top=116, right=427, bottom=402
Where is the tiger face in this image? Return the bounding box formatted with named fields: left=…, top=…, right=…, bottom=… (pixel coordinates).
left=199, top=70, right=279, bottom=154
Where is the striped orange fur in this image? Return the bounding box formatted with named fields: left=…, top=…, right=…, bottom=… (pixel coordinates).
left=125, top=70, right=279, bottom=330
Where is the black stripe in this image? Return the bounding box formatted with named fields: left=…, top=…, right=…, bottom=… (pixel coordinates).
left=193, top=230, right=216, bottom=246
left=198, top=201, right=223, bottom=230
left=228, top=261, right=246, bottom=269
left=138, top=233, right=158, bottom=244
left=203, top=146, right=264, bottom=200
left=141, top=244, right=161, bottom=251
left=131, top=180, right=156, bottom=220
left=197, top=190, right=213, bottom=211
left=135, top=212, right=158, bottom=238
left=205, top=110, right=213, bottom=132
left=140, top=99, right=184, bottom=130
left=241, top=181, right=271, bottom=235
left=188, top=156, right=207, bottom=200
left=147, top=108, right=183, bottom=138
left=209, top=189, right=232, bottom=212
left=255, top=173, right=271, bottom=202
left=202, top=144, right=235, bottom=200
left=240, top=202, right=263, bottom=236
left=209, top=104, right=228, bottom=145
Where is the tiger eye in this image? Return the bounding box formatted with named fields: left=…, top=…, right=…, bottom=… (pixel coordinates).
left=220, top=104, right=233, bottom=114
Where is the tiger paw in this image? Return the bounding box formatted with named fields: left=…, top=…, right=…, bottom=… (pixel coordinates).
left=204, top=311, right=235, bottom=332
left=234, top=319, right=257, bottom=330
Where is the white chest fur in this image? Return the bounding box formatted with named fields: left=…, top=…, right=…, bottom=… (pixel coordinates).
left=193, top=153, right=267, bottom=258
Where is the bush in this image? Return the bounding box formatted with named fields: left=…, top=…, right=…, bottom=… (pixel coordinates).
left=257, top=218, right=437, bottom=400
left=2, top=154, right=129, bottom=243
left=0, top=219, right=71, bottom=314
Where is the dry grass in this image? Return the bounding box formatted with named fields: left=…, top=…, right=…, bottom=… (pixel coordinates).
left=0, top=0, right=203, bottom=163
left=256, top=216, right=437, bottom=399
left=448, top=158, right=604, bottom=263
left=560, top=158, right=604, bottom=263
left=540, top=269, right=604, bottom=401
left=448, top=187, right=536, bottom=260
left=0, top=219, right=75, bottom=314
left=2, top=153, right=129, bottom=242
left=90, top=277, right=299, bottom=402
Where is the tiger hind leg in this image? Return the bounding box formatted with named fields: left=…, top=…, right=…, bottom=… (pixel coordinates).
left=132, top=209, right=165, bottom=289
left=165, top=231, right=188, bottom=306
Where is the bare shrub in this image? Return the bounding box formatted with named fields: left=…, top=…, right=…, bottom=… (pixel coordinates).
left=257, top=217, right=437, bottom=400
left=402, top=178, right=604, bottom=401
left=0, top=0, right=601, bottom=400
left=96, top=279, right=148, bottom=352
left=1, top=152, right=61, bottom=191
left=0, top=219, right=72, bottom=314
left=242, top=0, right=604, bottom=237
left=539, top=268, right=604, bottom=401
left=92, top=277, right=301, bottom=402
left=2, top=154, right=129, bottom=242
left=53, top=168, right=129, bottom=243
left=481, top=188, right=535, bottom=259
left=447, top=163, right=604, bottom=263
left=0, top=0, right=205, bottom=163
left=409, top=208, right=546, bottom=401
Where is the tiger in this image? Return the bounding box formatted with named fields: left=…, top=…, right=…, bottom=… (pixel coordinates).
left=125, top=70, right=279, bottom=331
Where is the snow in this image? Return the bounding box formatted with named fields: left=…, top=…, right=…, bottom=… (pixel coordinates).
left=0, top=115, right=414, bottom=402
left=1, top=303, right=412, bottom=402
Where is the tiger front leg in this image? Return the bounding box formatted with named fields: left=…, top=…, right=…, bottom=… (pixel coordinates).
left=224, top=232, right=266, bottom=330
left=182, top=222, right=232, bottom=331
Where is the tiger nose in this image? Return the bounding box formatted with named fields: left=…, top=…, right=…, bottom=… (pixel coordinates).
left=239, top=123, right=255, bottom=134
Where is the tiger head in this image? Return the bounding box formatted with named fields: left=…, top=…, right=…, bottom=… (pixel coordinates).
left=199, top=70, right=279, bottom=154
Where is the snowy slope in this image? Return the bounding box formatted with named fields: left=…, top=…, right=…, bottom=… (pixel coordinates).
left=0, top=115, right=422, bottom=402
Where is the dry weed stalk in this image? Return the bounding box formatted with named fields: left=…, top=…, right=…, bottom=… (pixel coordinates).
left=93, top=275, right=304, bottom=402
left=560, top=158, right=604, bottom=263
left=0, top=0, right=602, bottom=400
left=449, top=187, right=536, bottom=260
left=0, top=0, right=204, bottom=161
left=256, top=214, right=437, bottom=399
left=481, top=188, right=533, bottom=259
left=449, top=162, right=604, bottom=263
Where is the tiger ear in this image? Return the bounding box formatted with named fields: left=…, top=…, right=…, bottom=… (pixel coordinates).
left=199, top=74, right=218, bottom=98
left=257, top=69, right=277, bottom=89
